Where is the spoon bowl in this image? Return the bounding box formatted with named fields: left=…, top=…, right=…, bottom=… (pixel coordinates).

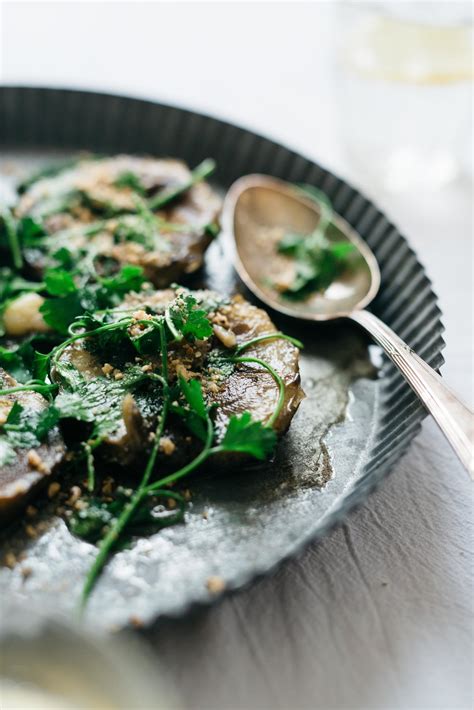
left=223, top=174, right=473, bottom=477
left=224, top=175, right=380, bottom=320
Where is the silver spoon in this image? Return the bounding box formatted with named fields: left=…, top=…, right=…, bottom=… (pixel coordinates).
left=222, top=175, right=473, bottom=477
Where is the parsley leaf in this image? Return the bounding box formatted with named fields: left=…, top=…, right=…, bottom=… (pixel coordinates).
left=40, top=292, right=83, bottom=334
left=54, top=363, right=155, bottom=440
left=99, top=265, right=144, bottom=300
left=168, top=295, right=213, bottom=341
left=39, top=263, right=145, bottom=334
left=44, top=269, right=77, bottom=296
left=0, top=338, right=53, bottom=384
left=172, top=377, right=208, bottom=442
left=52, top=247, right=75, bottom=270
left=220, top=412, right=277, bottom=460
left=179, top=377, right=207, bottom=419
left=0, top=401, right=60, bottom=462
left=17, top=216, right=46, bottom=246
left=276, top=186, right=355, bottom=300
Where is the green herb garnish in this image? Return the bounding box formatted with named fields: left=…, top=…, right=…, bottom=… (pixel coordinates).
left=148, top=158, right=216, bottom=210
left=0, top=154, right=305, bottom=614
left=0, top=208, right=23, bottom=269
left=276, top=185, right=355, bottom=300
left=0, top=401, right=59, bottom=466
left=114, top=171, right=146, bottom=195
left=0, top=286, right=301, bottom=608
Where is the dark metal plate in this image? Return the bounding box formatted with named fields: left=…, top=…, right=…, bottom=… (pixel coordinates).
left=0, top=87, right=444, bottom=629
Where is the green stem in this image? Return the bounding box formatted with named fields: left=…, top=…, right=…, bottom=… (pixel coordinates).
left=164, top=306, right=182, bottom=342
left=84, top=443, right=95, bottom=492
left=145, top=416, right=214, bottom=494
left=234, top=332, right=303, bottom=356
left=51, top=318, right=133, bottom=367
left=9, top=277, right=46, bottom=293
left=231, top=356, right=285, bottom=428
left=148, top=159, right=216, bottom=210
left=2, top=209, right=23, bottom=270
left=79, top=322, right=169, bottom=610
left=0, top=382, right=58, bottom=397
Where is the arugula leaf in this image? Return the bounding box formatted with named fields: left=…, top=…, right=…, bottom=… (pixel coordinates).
left=220, top=412, right=277, bottom=460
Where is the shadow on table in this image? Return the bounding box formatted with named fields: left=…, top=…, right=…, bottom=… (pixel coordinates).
left=141, top=420, right=472, bottom=710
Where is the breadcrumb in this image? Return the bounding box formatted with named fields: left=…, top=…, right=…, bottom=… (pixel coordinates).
left=206, top=576, right=226, bottom=594
left=27, top=450, right=50, bottom=475
left=47, top=482, right=61, bottom=498
left=67, top=486, right=82, bottom=505
left=4, top=552, right=17, bottom=569
left=159, top=436, right=176, bottom=455
left=25, top=524, right=38, bottom=539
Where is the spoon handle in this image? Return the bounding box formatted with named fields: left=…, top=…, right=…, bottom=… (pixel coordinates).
left=350, top=309, right=474, bottom=478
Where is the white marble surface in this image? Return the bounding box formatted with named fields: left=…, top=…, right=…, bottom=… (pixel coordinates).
left=2, top=2, right=473, bottom=708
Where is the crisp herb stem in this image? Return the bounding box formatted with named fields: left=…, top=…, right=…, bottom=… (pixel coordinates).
left=232, top=356, right=285, bottom=428
left=234, top=332, right=303, bottom=356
